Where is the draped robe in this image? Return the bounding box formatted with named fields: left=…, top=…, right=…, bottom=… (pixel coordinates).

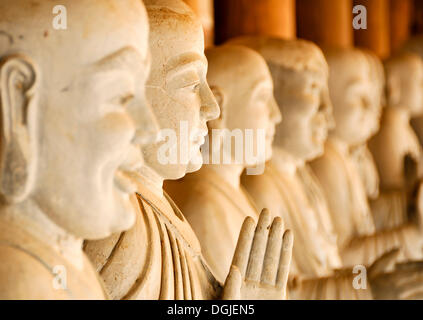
left=165, top=168, right=258, bottom=283
left=240, top=148, right=371, bottom=299
left=369, top=107, right=423, bottom=232
left=311, top=138, right=423, bottom=268
left=0, top=218, right=106, bottom=299
left=84, top=174, right=221, bottom=300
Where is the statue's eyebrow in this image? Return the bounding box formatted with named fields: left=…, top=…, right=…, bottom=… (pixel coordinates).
left=165, top=52, right=207, bottom=75
left=346, top=78, right=366, bottom=89
left=90, top=46, right=147, bottom=75
left=251, top=78, right=274, bottom=96
left=0, top=30, right=13, bottom=46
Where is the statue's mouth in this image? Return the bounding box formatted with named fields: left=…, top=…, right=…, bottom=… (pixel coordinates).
left=191, top=126, right=208, bottom=149
left=312, top=128, right=326, bottom=145
left=192, top=134, right=206, bottom=147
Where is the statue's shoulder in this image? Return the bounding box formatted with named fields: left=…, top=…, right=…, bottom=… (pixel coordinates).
left=166, top=169, right=247, bottom=220
left=164, top=172, right=216, bottom=211
left=309, top=140, right=354, bottom=211
left=242, top=162, right=287, bottom=208
left=0, top=237, right=71, bottom=300
left=242, top=162, right=275, bottom=191
left=297, top=163, right=328, bottom=204
left=0, top=219, right=106, bottom=300
left=310, top=140, right=349, bottom=185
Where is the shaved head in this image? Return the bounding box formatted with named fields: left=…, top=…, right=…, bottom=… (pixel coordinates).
left=0, top=0, right=153, bottom=238
left=0, top=0, right=149, bottom=70
left=206, top=44, right=271, bottom=98
left=144, top=0, right=204, bottom=86
left=228, top=36, right=328, bottom=77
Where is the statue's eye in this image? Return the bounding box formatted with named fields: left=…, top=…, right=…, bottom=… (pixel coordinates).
left=308, top=82, right=320, bottom=94
left=112, top=93, right=134, bottom=107
left=318, top=100, right=326, bottom=113
left=361, top=96, right=371, bottom=109
left=182, top=81, right=201, bottom=92
left=253, top=87, right=272, bottom=103
left=121, top=94, right=134, bottom=105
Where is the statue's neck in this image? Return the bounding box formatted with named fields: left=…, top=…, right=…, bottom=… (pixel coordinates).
left=329, top=135, right=365, bottom=155
left=0, top=201, right=85, bottom=269
left=271, top=146, right=304, bottom=175
left=137, top=166, right=164, bottom=198
left=203, top=163, right=245, bottom=190
left=385, top=106, right=412, bottom=129
left=387, top=105, right=410, bottom=122
left=378, top=106, right=420, bottom=189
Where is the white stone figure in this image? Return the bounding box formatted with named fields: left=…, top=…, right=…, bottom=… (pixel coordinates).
left=165, top=44, right=283, bottom=283
left=369, top=53, right=423, bottom=233
left=310, top=47, right=423, bottom=299
left=232, top=37, right=371, bottom=299
left=85, top=0, right=293, bottom=300
left=0, top=0, right=156, bottom=299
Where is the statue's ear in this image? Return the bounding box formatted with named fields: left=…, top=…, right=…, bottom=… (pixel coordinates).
left=386, top=75, right=401, bottom=107
left=0, top=55, right=37, bottom=204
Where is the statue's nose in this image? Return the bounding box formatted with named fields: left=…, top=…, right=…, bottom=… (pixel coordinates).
left=200, top=82, right=220, bottom=122
left=269, top=96, right=282, bottom=125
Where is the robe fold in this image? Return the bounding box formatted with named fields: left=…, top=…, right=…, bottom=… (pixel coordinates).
left=84, top=174, right=221, bottom=300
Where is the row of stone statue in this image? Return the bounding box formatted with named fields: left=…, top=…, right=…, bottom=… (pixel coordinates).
left=2, top=0, right=423, bottom=300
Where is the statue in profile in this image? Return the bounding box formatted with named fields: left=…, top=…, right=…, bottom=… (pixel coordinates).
left=165, top=44, right=284, bottom=284
left=310, top=47, right=423, bottom=299
left=369, top=53, right=423, bottom=238
left=85, top=0, right=293, bottom=300
left=0, top=0, right=155, bottom=299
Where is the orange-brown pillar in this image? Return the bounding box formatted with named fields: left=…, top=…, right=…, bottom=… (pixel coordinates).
left=389, top=0, right=412, bottom=53
left=296, top=0, right=353, bottom=48
left=412, top=0, right=423, bottom=34
left=354, top=0, right=390, bottom=59
left=183, top=0, right=215, bottom=47
left=214, top=0, right=296, bottom=45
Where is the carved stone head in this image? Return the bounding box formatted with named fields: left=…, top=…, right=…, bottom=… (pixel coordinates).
left=142, top=0, right=219, bottom=181
left=363, top=49, right=386, bottom=114
left=205, top=45, right=281, bottom=165
left=0, top=0, right=154, bottom=239
left=385, top=52, right=423, bottom=116
left=323, top=48, right=382, bottom=146
left=229, top=37, right=333, bottom=161
left=403, top=36, right=423, bottom=147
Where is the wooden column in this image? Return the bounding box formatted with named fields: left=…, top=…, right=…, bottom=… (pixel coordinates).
left=411, top=0, right=423, bottom=35
left=354, top=0, right=390, bottom=59
left=183, top=0, right=215, bottom=47
left=296, top=0, right=353, bottom=48
left=390, top=0, right=412, bottom=53
left=214, top=0, right=296, bottom=45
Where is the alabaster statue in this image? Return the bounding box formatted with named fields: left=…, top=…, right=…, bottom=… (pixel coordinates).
left=369, top=53, right=423, bottom=233
left=228, top=37, right=341, bottom=280
left=349, top=50, right=383, bottom=203
left=220, top=37, right=387, bottom=299
left=403, top=36, right=423, bottom=175
left=0, top=0, right=158, bottom=299
left=308, top=47, right=423, bottom=299
left=223, top=37, right=339, bottom=297
left=165, top=44, right=283, bottom=283
left=85, top=0, right=293, bottom=300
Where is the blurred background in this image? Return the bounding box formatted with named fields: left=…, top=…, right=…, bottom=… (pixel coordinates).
left=183, top=0, right=422, bottom=60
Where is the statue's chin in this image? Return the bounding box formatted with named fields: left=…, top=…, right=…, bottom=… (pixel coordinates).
left=187, top=159, right=203, bottom=174
left=265, top=149, right=273, bottom=162
left=305, top=144, right=324, bottom=162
